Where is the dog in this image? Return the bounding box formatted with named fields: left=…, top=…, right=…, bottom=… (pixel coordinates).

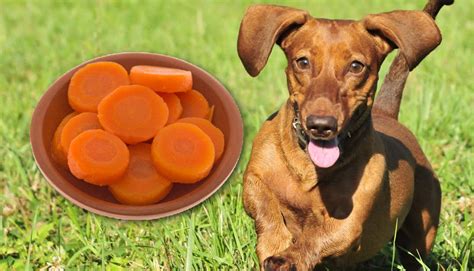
left=238, top=0, right=452, bottom=270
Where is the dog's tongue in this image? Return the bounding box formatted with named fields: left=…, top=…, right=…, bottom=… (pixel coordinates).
left=308, top=139, right=340, bottom=168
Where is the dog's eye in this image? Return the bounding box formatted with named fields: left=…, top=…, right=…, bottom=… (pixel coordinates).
left=296, top=57, right=310, bottom=70
left=349, top=61, right=364, bottom=74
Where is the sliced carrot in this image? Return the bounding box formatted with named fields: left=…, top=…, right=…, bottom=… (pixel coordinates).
left=177, top=117, right=225, bottom=161
left=51, top=112, right=78, bottom=167
left=108, top=143, right=173, bottom=205
left=98, top=85, right=169, bottom=144
left=177, top=89, right=209, bottom=119
left=130, top=65, right=192, bottom=93
left=151, top=123, right=215, bottom=183
left=59, top=112, right=102, bottom=157
left=68, top=129, right=129, bottom=186
left=68, top=61, right=129, bottom=112
left=158, top=93, right=183, bottom=124
left=206, top=105, right=215, bottom=122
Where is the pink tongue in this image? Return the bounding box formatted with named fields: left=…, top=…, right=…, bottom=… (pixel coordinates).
left=308, top=139, right=340, bottom=168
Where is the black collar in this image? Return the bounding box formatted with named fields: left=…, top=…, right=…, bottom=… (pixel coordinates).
left=291, top=102, right=372, bottom=150
left=291, top=102, right=309, bottom=149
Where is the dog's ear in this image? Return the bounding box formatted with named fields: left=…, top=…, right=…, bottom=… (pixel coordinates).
left=362, top=10, right=441, bottom=71
left=238, top=5, right=309, bottom=76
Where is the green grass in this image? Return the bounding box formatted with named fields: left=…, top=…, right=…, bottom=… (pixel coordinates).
left=0, top=0, right=472, bottom=270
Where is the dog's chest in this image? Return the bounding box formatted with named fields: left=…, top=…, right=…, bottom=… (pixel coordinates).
left=276, top=169, right=367, bottom=221
left=277, top=153, right=387, bottom=227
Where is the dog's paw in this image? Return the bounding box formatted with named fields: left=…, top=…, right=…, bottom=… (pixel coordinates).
left=263, top=255, right=296, bottom=271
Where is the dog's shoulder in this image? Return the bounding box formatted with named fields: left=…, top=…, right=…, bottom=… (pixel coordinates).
left=249, top=120, right=281, bottom=164
left=245, top=110, right=292, bottom=180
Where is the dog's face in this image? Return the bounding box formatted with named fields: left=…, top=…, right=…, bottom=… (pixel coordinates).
left=238, top=5, right=440, bottom=142
left=282, top=19, right=382, bottom=140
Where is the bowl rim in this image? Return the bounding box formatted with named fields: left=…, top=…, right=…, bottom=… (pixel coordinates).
left=30, top=52, right=243, bottom=220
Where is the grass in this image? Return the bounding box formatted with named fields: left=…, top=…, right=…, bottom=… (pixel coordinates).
left=0, top=0, right=472, bottom=270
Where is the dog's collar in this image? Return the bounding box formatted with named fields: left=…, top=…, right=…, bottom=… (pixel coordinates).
left=338, top=105, right=372, bottom=146
left=291, top=102, right=371, bottom=150
left=291, top=102, right=309, bottom=149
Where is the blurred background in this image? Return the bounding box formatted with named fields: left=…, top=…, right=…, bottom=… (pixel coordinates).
left=0, top=0, right=472, bottom=270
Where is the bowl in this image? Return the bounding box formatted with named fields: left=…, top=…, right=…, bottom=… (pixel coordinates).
left=30, top=52, right=243, bottom=220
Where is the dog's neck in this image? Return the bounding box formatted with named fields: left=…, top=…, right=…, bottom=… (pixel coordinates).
left=279, top=100, right=378, bottom=190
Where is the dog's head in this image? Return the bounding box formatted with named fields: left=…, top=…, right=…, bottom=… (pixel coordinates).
left=238, top=5, right=440, bottom=167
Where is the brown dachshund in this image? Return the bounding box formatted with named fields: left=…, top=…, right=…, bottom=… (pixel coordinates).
left=238, top=0, right=452, bottom=270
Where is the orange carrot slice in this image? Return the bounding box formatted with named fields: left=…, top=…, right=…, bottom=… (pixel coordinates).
left=130, top=65, right=192, bottom=93
left=177, top=117, right=225, bottom=161
left=98, top=85, right=169, bottom=144
left=68, top=129, right=129, bottom=186
left=51, top=112, right=78, bottom=167
left=59, top=112, right=102, bottom=157
left=206, top=105, right=215, bottom=122
left=177, top=89, right=209, bottom=118
left=151, top=123, right=215, bottom=183
left=158, top=93, right=183, bottom=124
left=68, top=61, right=129, bottom=112
left=109, top=143, right=173, bottom=205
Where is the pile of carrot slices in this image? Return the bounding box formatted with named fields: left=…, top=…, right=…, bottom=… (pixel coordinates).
left=51, top=61, right=225, bottom=205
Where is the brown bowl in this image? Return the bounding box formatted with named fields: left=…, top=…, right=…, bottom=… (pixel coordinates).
left=30, top=52, right=243, bottom=220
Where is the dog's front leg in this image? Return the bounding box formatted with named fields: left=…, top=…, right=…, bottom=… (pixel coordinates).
left=265, top=220, right=363, bottom=270
left=243, top=173, right=294, bottom=270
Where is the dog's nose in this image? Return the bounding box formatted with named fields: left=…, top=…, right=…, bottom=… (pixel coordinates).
left=306, top=115, right=337, bottom=138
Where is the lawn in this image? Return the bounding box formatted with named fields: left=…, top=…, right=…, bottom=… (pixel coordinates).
left=0, top=0, right=472, bottom=270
